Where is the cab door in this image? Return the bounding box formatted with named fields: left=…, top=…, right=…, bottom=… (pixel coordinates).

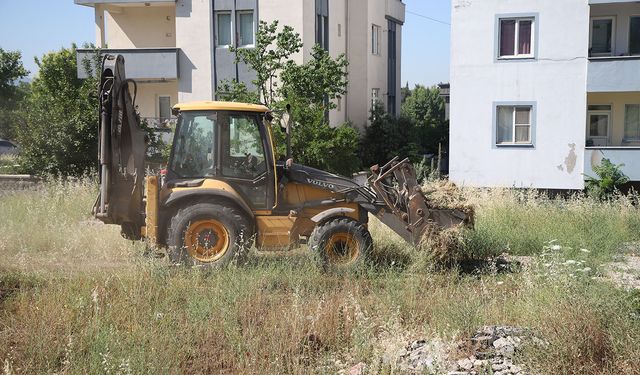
left=218, top=112, right=274, bottom=210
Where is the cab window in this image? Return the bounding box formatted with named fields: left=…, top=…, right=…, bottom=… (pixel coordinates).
left=170, top=112, right=216, bottom=178
left=221, top=114, right=266, bottom=179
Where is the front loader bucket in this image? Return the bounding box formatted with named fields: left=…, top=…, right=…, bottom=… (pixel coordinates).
left=369, top=157, right=474, bottom=247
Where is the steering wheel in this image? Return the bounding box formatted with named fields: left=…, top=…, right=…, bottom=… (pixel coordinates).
left=240, top=153, right=258, bottom=173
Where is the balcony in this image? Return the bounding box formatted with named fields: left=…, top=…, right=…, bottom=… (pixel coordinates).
left=386, top=0, right=406, bottom=24
left=588, top=57, right=640, bottom=92
left=76, top=48, right=179, bottom=80
left=588, top=1, right=640, bottom=91
left=584, top=147, right=640, bottom=181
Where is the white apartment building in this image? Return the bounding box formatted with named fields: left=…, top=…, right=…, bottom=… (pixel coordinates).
left=75, top=0, right=405, bottom=129
left=450, top=0, right=640, bottom=189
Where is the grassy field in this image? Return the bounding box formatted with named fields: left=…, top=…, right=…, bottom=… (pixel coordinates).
left=1, top=180, right=639, bottom=374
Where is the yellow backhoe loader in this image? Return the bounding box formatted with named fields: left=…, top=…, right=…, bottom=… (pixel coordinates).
left=93, top=55, right=472, bottom=270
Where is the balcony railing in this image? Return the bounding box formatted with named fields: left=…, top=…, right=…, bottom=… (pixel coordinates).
left=76, top=48, right=179, bottom=80
left=587, top=56, right=640, bottom=92
left=584, top=147, right=640, bottom=181
left=141, top=117, right=176, bottom=130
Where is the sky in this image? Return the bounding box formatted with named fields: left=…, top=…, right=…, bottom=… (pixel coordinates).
left=0, top=0, right=451, bottom=87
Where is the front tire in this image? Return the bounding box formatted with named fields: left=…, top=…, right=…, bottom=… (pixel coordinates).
left=167, top=202, right=252, bottom=268
left=308, top=217, right=372, bottom=271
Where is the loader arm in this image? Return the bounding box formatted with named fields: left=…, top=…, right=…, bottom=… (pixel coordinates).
left=281, top=158, right=472, bottom=246
left=92, top=55, right=147, bottom=237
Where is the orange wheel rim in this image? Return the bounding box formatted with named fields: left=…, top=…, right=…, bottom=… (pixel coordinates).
left=326, top=233, right=360, bottom=265
left=184, top=219, right=230, bottom=263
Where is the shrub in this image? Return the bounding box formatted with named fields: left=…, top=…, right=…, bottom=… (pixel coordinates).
left=585, top=158, right=630, bottom=200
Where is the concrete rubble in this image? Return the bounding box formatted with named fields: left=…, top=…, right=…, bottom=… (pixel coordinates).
left=390, top=326, right=536, bottom=375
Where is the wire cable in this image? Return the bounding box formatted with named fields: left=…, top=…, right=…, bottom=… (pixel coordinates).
left=406, top=10, right=451, bottom=26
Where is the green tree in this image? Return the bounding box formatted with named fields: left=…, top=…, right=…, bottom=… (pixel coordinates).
left=16, top=45, right=99, bottom=177
left=360, top=103, right=421, bottom=168
left=401, top=84, right=449, bottom=154
left=221, top=21, right=360, bottom=176
left=230, top=20, right=303, bottom=107
left=0, top=48, right=29, bottom=140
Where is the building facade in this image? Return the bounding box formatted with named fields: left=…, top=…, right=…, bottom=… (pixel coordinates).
left=450, top=0, right=640, bottom=189
left=75, top=0, right=405, bottom=129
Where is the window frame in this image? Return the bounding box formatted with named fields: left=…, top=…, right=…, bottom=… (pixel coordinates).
left=628, top=15, right=640, bottom=55
left=624, top=104, right=640, bottom=142
left=215, top=11, right=233, bottom=48
left=590, top=16, right=616, bottom=57
left=587, top=106, right=611, bottom=141
left=497, top=16, right=536, bottom=60
left=158, top=95, right=172, bottom=122
left=371, top=88, right=380, bottom=110
left=493, top=102, right=536, bottom=148
left=222, top=112, right=267, bottom=179
left=236, top=10, right=255, bottom=48
left=372, top=24, right=381, bottom=55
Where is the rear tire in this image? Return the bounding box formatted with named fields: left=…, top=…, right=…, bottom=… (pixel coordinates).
left=308, top=217, right=372, bottom=271
left=167, top=202, right=252, bottom=268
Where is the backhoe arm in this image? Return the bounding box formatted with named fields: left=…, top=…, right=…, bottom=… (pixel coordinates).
left=93, top=55, right=147, bottom=238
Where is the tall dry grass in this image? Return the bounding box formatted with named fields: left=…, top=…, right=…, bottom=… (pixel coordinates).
left=0, top=179, right=141, bottom=275
left=0, top=179, right=639, bottom=374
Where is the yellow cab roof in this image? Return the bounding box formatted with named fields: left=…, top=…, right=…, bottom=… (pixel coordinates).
left=173, top=101, right=270, bottom=113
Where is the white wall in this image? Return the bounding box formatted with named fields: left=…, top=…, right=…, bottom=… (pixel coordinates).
left=367, top=0, right=388, bottom=117
left=176, top=0, right=215, bottom=102
left=450, top=0, right=590, bottom=189
left=135, top=81, right=179, bottom=119
left=105, top=5, right=176, bottom=48
left=259, top=0, right=307, bottom=64
left=328, top=0, right=347, bottom=125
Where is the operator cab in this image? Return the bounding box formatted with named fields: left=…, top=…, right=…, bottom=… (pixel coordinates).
left=166, top=101, right=277, bottom=210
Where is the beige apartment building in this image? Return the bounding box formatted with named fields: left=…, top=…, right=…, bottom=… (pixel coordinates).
left=75, top=0, right=405, bottom=129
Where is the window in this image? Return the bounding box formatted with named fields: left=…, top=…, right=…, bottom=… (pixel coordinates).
left=590, top=17, right=614, bottom=56
left=496, top=106, right=532, bottom=145
left=630, top=17, right=640, bottom=55
left=371, top=88, right=380, bottom=109
left=625, top=104, right=640, bottom=141
left=159, top=96, right=171, bottom=122
left=316, top=14, right=329, bottom=49
left=223, top=114, right=266, bottom=179
left=388, top=20, right=398, bottom=115
left=237, top=11, right=254, bottom=47
left=587, top=105, right=611, bottom=142
left=498, top=18, right=534, bottom=58
left=315, top=0, right=329, bottom=50
left=216, top=12, right=232, bottom=47
left=170, top=112, right=216, bottom=178
left=372, top=24, right=380, bottom=55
